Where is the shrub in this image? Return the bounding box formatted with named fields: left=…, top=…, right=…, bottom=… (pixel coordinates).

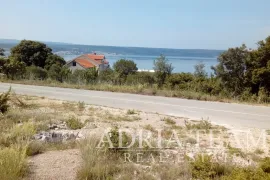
left=77, top=101, right=85, bottom=111
left=0, top=146, right=28, bottom=180
left=77, top=137, right=122, bottom=180
left=154, top=55, right=174, bottom=87
left=185, top=120, right=212, bottom=130
left=108, top=127, right=130, bottom=150
left=191, top=154, right=227, bottom=179
left=98, top=68, right=116, bottom=83
left=26, top=141, right=44, bottom=156
left=66, top=117, right=84, bottom=130
left=126, top=72, right=155, bottom=85
left=8, top=122, right=36, bottom=143
left=163, top=117, right=176, bottom=125
left=25, top=66, right=48, bottom=80
left=260, top=157, right=270, bottom=173
left=258, top=87, right=269, bottom=103
left=0, top=88, right=11, bottom=114
left=222, top=167, right=270, bottom=180
left=126, top=109, right=136, bottom=115
left=113, top=59, right=138, bottom=78
left=165, top=72, right=194, bottom=89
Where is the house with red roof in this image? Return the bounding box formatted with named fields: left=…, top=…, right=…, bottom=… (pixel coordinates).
left=66, top=53, right=109, bottom=72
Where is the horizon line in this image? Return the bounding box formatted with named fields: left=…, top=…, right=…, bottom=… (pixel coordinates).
left=0, top=38, right=225, bottom=51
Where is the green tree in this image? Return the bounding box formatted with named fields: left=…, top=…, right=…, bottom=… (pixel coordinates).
left=2, top=58, right=26, bottom=80
left=83, top=68, right=98, bottom=84
left=48, top=64, right=62, bottom=81
left=246, top=36, right=270, bottom=93
left=0, top=88, right=11, bottom=114
left=212, top=44, right=249, bottom=95
left=0, top=57, right=6, bottom=73
left=60, top=66, right=72, bottom=82
left=0, top=48, right=5, bottom=56
left=194, top=62, right=207, bottom=79
left=98, top=68, right=115, bottom=83
left=153, top=55, right=174, bottom=87
left=10, top=40, right=52, bottom=68
left=45, top=54, right=66, bottom=70
left=113, top=59, right=138, bottom=78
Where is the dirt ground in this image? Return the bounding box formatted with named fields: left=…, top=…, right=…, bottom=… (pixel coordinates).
left=15, top=95, right=269, bottom=179
left=27, top=149, right=80, bottom=180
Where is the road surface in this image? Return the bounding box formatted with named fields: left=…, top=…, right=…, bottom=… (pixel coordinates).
left=0, top=83, right=269, bottom=129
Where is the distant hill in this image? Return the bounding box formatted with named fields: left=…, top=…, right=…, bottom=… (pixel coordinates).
left=0, top=39, right=224, bottom=58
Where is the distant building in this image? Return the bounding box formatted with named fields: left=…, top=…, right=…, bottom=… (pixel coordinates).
left=66, top=53, right=109, bottom=72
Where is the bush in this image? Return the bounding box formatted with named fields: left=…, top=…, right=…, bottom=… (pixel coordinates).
left=26, top=141, right=44, bottom=156
left=260, top=157, right=270, bottom=173
left=108, top=127, right=130, bottom=150
left=77, top=137, right=121, bottom=180
left=185, top=120, right=212, bottom=130
left=8, top=122, right=36, bottom=143
left=113, top=59, right=138, bottom=78
left=258, top=87, right=269, bottom=103
left=98, top=68, right=115, bottom=83
left=126, top=109, right=136, bottom=115
left=165, top=72, right=194, bottom=89
left=48, top=64, right=62, bottom=81
left=191, top=154, right=227, bottom=179
left=154, top=55, right=174, bottom=87
left=0, top=146, right=28, bottom=180
left=77, top=101, right=85, bottom=111
left=126, top=72, right=155, bottom=85
left=66, top=117, right=84, bottom=130
left=25, top=66, right=47, bottom=80
left=0, top=88, right=11, bottom=114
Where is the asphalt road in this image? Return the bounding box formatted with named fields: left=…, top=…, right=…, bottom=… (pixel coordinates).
left=0, top=82, right=270, bottom=129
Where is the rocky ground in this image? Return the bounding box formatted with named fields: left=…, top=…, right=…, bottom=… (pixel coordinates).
left=5, top=95, right=269, bottom=180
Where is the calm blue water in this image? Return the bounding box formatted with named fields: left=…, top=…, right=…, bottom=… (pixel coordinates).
left=63, top=54, right=218, bottom=74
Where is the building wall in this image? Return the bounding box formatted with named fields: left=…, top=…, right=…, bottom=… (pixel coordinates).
left=66, top=62, right=85, bottom=72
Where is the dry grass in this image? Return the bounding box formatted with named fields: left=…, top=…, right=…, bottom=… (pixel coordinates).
left=0, top=146, right=28, bottom=180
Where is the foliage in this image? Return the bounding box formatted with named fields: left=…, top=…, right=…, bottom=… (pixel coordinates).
left=25, top=66, right=48, bottom=80
left=153, top=55, right=174, bottom=87
left=48, top=64, right=62, bottom=81
left=0, top=146, right=28, bottom=180
left=10, top=40, right=52, bottom=68
left=165, top=72, right=194, bottom=89
left=44, top=54, right=66, bottom=70
left=77, top=101, right=85, bottom=111
left=185, top=120, right=212, bottom=130
left=98, top=68, right=115, bottom=83
left=66, top=117, right=84, bottom=130
left=113, top=59, right=138, bottom=79
left=191, top=154, right=228, bottom=179
left=0, top=88, right=11, bottom=114
left=2, top=58, right=26, bottom=80
left=260, top=157, right=270, bottom=173
left=194, top=61, right=208, bottom=79
left=212, top=44, right=249, bottom=95
left=126, top=109, right=136, bottom=115
left=126, top=72, right=155, bottom=85
left=26, top=141, right=44, bottom=156
left=0, top=48, right=4, bottom=56
left=83, top=68, right=98, bottom=84
left=246, top=36, right=270, bottom=93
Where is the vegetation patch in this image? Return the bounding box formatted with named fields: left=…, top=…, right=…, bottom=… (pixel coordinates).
left=66, top=116, right=84, bottom=130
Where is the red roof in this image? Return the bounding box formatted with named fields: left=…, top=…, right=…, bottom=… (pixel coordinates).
left=86, top=54, right=105, bottom=61
left=75, top=59, right=95, bottom=68
left=70, top=53, right=108, bottom=68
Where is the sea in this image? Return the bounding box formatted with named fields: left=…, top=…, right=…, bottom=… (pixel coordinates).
left=63, top=54, right=218, bottom=74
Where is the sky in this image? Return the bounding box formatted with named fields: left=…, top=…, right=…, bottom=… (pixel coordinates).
left=1, top=0, right=270, bottom=50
